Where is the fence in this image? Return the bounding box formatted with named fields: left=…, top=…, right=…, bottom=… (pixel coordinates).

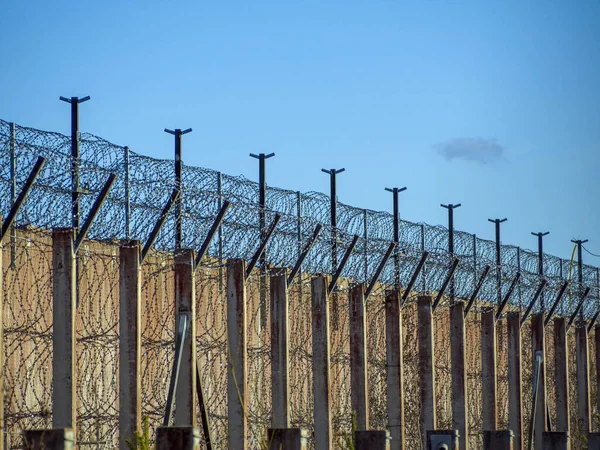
left=1, top=118, right=600, bottom=449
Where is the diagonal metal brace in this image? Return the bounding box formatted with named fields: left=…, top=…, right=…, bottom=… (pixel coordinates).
left=140, top=189, right=179, bottom=264
left=519, top=278, right=547, bottom=325
left=328, top=234, right=359, bottom=294
left=163, top=312, right=190, bottom=426
left=287, top=224, right=323, bottom=286
left=496, top=272, right=523, bottom=321
left=464, top=265, right=491, bottom=317
left=196, top=361, right=213, bottom=449
left=194, top=200, right=231, bottom=270
left=567, top=287, right=591, bottom=331
left=0, top=156, right=46, bottom=243
left=432, top=258, right=460, bottom=311
left=544, top=281, right=569, bottom=326
left=74, top=173, right=116, bottom=253
left=587, top=306, right=600, bottom=334
left=401, top=251, right=429, bottom=305
left=365, top=242, right=396, bottom=300
left=246, top=214, right=281, bottom=278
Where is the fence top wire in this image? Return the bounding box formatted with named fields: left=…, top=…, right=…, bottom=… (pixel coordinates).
left=1, top=118, right=599, bottom=319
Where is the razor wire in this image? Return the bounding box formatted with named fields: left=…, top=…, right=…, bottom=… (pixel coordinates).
left=0, top=118, right=598, bottom=319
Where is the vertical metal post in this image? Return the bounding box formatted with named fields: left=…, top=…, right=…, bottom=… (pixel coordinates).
left=571, top=239, right=588, bottom=320
left=489, top=218, right=507, bottom=306
left=421, top=224, right=426, bottom=293
left=124, top=146, right=131, bottom=240
left=164, top=128, right=192, bottom=249
left=473, top=234, right=477, bottom=291
left=517, top=247, right=522, bottom=307
left=363, top=209, right=368, bottom=281
left=296, top=191, right=302, bottom=299
left=321, top=168, right=345, bottom=275
left=250, top=153, right=275, bottom=329
left=217, top=172, right=224, bottom=290
left=60, top=96, right=90, bottom=232
left=442, top=204, right=461, bottom=302
left=385, top=187, right=407, bottom=291
left=532, top=232, right=549, bottom=309
left=9, top=123, right=16, bottom=268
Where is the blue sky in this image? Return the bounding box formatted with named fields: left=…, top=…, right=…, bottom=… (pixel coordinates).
left=1, top=0, right=599, bottom=263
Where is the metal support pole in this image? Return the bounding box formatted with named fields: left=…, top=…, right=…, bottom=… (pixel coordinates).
left=385, top=186, right=407, bottom=290
left=489, top=218, right=507, bottom=307
left=421, top=224, right=426, bottom=293
left=532, top=232, right=549, bottom=309
left=576, top=325, right=591, bottom=434
left=321, top=168, right=345, bottom=275
left=250, top=152, right=275, bottom=329
left=60, top=95, right=90, bottom=232
left=217, top=172, right=224, bottom=290
left=9, top=123, right=16, bottom=268
left=124, top=146, right=131, bottom=239
left=442, top=203, right=461, bottom=302
left=296, top=191, right=302, bottom=298
left=571, top=239, right=588, bottom=320
left=164, top=127, right=192, bottom=249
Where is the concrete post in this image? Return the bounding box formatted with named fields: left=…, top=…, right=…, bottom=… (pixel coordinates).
left=596, top=326, right=600, bottom=431
left=312, top=276, right=332, bottom=450
left=227, top=259, right=247, bottom=450
left=542, top=432, right=569, bottom=450
left=553, top=318, right=570, bottom=433
left=482, top=309, right=497, bottom=431
left=450, top=301, right=469, bottom=450
left=507, top=312, right=523, bottom=450
left=418, top=295, right=436, bottom=449
left=174, top=249, right=197, bottom=426
left=576, top=325, right=591, bottom=434
left=270, top=268, right=290, bottom=428
left=119, top=241, right=142, bottom=449
left=385, top=290, right=405, bottom=450
left=532, top=313, right=546, bottom=450
left=355, top=430, right=391, bottom=450
left=24, top=428, right=75, bottom=450
left=350, top=284, right=369, bottom=430
left=483, top=430, right=514, bottom=450
left=156, top=426, right=200, bottom=450
left=52, top=229, right=76, bottom=430
left=267, top=428, right=308, bottom=450
left=0, top=219, right=3, bottom=450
